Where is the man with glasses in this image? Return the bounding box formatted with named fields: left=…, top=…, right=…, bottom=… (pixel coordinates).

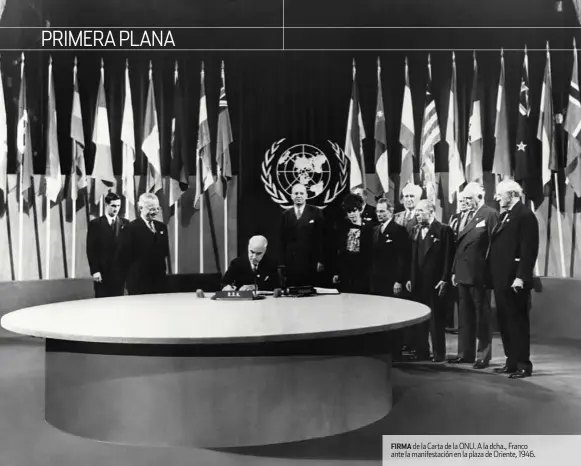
left=394, top=183, right=422, bottom=236
left=118, top=193, right=170, bottom=295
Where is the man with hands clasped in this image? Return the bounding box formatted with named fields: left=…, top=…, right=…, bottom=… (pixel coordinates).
left=406, top=200, right=455, bottom=362
left=487, top=180, right=539, bottom=379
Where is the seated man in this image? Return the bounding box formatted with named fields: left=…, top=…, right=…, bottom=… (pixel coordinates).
left=221, top=235, right=279, bottom=291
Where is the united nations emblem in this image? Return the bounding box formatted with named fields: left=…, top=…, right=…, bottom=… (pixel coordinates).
left=261, top=139, right=348, bottom=209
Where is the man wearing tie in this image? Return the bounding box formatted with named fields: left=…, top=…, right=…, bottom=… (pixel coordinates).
left=221, top=235, right=279, bottom=291
left=366, top=198, right=409, bottom=297
left=118, top=193, right=170, bottom=295
left=406, top=200, right=455, bottom=361
left=280, top=183, right=324, bottom=286
left=86, top=192, right=128, bottom=297
left=351, top=186, right=377, bottom=225
left=449, top=183, right=499, bottom=369
left=448, top=190, right=470, bottom=239
left=394, top=183, right=422, bottom=236
left=487, top=180, right=539, bottom=379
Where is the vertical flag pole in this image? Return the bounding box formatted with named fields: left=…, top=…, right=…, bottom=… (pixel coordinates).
left=174, top=61, right=179, bottom=275
left=18, top=53, right=25, bottom=282
left=553, top=173, right=566, bottom=277
left=222, top=61, right=229, bottom=272
left=45, top=55, right=52, bottom=280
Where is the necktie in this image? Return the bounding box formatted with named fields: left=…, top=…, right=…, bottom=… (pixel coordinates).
left=296, top=207, right=302, bottom=219
left=149, top=221, right=155, bottom=233
left=460, top=211, right=474, bottom=231
left=111, top=217, right=116, bottom=231
left=421, top=225, right=429, bottom=239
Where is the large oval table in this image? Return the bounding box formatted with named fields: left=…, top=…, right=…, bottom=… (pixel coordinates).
left=1, top=292, right=429, bottom=448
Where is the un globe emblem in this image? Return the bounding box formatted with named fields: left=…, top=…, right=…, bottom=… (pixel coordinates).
left=261, top=139, right=349, bottom=210
left=276, top=145, right=332, bottom=199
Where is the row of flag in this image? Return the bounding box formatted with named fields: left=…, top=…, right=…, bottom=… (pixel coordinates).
left=0, top=54, right=234, bottom=211
left=345, top=41, right=581, bottom=205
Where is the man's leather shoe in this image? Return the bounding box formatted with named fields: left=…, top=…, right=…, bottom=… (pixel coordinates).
left=431, top=356, right=445, bottom=362
left=473, top=360, right=488, bottom=369
left=493, top=365, right=516, bottom=374
left=447, top=357, right=474, bottom=364
left=508, top=369, right=532, bottom=379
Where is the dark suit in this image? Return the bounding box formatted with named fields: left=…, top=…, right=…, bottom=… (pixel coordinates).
left=366, top=220, right=410, bottom=296
left=394, top=209, right=418, bottom=236
left=118, top=217, right=170, bottom=295
left=280, top=204, right=324, bottom=286
left=86, top=215, right=129, bottom=297
left=361, top=204, right=377, bottom=225
left=409, top=220, right=455, bottom=360
left=221, top=255, right=279, bottom=291
left=452, top=204, right=500, bottom=363
left=448, top=212, right=463, bottom=240
left=487, top=201, right=539, bottom=373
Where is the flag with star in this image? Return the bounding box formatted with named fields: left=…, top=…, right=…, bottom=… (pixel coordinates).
left=374, top=57, right=389, bottom=194
left=564, top=38, right=581, bottom=197
left=514, top=48, right=533, bottom=183
left=420, top=54, right=441, bottom=204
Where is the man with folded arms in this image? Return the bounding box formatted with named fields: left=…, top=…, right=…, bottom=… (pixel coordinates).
left=221, top=235, right=279, bottom=291
left=449, top=182, right=499, bottom=369
left=487, top=180, right=539, bottom=379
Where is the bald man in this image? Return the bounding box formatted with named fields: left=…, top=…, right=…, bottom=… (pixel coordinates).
left=221, top=235, right=279, bottom=291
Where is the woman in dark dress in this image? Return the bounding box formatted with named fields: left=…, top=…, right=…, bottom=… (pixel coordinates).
left=331, top=193, right=372, bottom=293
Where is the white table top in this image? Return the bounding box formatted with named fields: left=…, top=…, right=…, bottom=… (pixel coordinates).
left=1, top=292, right=430, bottom=344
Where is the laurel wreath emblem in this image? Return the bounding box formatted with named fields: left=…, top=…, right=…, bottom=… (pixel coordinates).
left=261, top=138, right=349, bottom=210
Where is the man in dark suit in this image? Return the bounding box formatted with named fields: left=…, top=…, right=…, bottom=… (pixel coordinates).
left=366, top=197, right=410, bottom=297
left=118, top=193, right=170, bottom=295
left=449, top=183, right=500, bottom=369
left=221, top=235, right=279, bottom=291
left=280, top=183, right=324, bottom=286
left=448, top=191, right=470, bottom=240
left=406, top=200, right=455, bottom=362
left=86, top=192, right=128, bottom=297
left=394, top=183, right=422, bottom=236
left=487, top=180, right=539, bottom=379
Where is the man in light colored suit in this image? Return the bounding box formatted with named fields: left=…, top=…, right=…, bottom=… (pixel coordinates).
left=449, top=183, right=500, bottom=369
left=394, top=183, right=422, bottom=236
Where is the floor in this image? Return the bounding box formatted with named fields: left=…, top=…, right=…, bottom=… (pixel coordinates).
left=1, top=333, right=580, bottom=466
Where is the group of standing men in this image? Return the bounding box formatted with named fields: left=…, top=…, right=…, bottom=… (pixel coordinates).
left=268, top=180, right=539, bottom=380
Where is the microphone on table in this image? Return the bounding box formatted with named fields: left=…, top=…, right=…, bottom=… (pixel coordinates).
left=273, top=288, right=282, bottom=298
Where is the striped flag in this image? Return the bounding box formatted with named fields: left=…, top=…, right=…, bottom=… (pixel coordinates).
left=142, top=61, right=162, bottom=194
left=45, top=56, right=61, bottom=203
left=169, top=61, right=187, bottom=205
left=121, top=60, right=135, bottom=208
left=420, top=54, right=441, bottom=204
left=466, top=52, right=483, bottom=182
left=514, top=47, right=533, bottom=184
left=194, top=62, right=213, bottom=208
left=345, top=59, right=366, bottom=190
left=70, top=57, right=87, bottom=202
left=537, top=42, right=557, bottom=187
left=0, top=56, right=8, bottom=195
left=399, top=56, right=415, bottom=195
left=446, top=52, right=465, bottom=203
left=374, top=58, right=389, bottom=194
left=565, top=38, right=581, bottom=197
left=17, top=54, right=33, bottom=200
left=492, top=49, right=512, bottom=181
left=216, top=60, right=233, bottom=199
left=91, top=59, right=115, bottom=202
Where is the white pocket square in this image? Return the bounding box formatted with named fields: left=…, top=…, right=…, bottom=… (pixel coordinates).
left=475, top=220, right=486, bottom=228
left=386, top=239, right=393, bottom=243
left=309, top=219, right=315, bottom=223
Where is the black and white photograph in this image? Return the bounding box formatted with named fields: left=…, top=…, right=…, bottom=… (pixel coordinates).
left=0, top=0, right=580, bottom=464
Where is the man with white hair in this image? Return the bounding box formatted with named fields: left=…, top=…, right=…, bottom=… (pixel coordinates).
left=406, top=199, right=455, bottom=361
left=394, top=183, right=422, bottom=236
left=221, top=235, right=279, bottom=291
left=487, top=179, right=539, bottom=379
left=118, top=193, right=169, bottom=295
left=449, top=182, right=499, bottom=369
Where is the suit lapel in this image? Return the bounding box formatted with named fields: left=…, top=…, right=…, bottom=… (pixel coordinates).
left=457, top=206, right=482, bottom=241
left=422, top=221, right=439, bottom=257
left=493, top=202, right=520, bottom=237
